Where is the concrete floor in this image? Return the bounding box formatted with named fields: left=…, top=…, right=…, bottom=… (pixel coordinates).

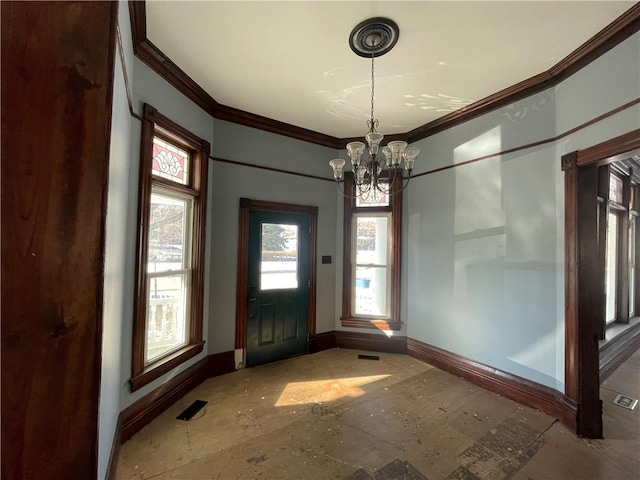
left=115, top=348, right=640, bottom=479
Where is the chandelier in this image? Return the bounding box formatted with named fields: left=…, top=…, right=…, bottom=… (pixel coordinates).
left=329, top=17, right=418, bottom=199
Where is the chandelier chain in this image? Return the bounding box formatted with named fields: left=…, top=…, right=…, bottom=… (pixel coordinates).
left=329, top=17, right=417, bottom=199
left=370, top=51, right=375, bottom=129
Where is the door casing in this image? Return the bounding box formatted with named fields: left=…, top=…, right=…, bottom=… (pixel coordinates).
left=235, top=198, right=318, bottom=353
left=562, top=128, right=640, bottom=438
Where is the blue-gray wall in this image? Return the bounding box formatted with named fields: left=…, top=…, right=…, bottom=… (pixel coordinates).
left=405, top=32, right=640, bottom=391
left=99, top=2, right=134, bottom=477
left=210, top=120, right=338, bottom=355
left=99, top=7, right=639, bottom=475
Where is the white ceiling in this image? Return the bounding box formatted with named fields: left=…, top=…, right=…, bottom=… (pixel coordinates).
left=146, top=1, right=635, bottom=139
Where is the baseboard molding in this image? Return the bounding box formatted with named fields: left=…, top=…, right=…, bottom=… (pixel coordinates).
left=406, top=338, right=577, bottom=430
left=600, top=322, right=640, bottom=381
left=310, top=331, right=337, bottom=353
left=207, top=349, right=237, bottom=378
left=118, top=337, right=582, bottom=445
left=335, top=330, right=407, bottom=354
left=121, top=350, right=235, bottom=442
left=106, top=414, right=122, bottom=480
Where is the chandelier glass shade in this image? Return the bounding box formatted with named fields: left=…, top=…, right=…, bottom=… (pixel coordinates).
left=329, top=17, right=418, bottom=199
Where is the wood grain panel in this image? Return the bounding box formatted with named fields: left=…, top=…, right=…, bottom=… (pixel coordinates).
left=562, top=153, right=580, bottom=401
left=575, top=165, right=603, bottom=438
left=407, top=339, right=577, bottom=431
left=1, top=2, right=117, bottom=478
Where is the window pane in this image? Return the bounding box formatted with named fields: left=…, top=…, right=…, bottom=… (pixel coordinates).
left=356, top=216, right=388, bottom=266
left=261, top=223, right=298, bottom=290
left=152, top=137, right=189, bottom=185
left=356, top=183, right=390, bottom=207
left=605, top=212, right=618, bottom=323
left=630, top=216, right=636, bottom=315
left=146, top=273, right=189, bottom=363
left=610, top=175, right=623, bottom=203
left=148, top=191, right=192, bottom=273
left=354, top=266, right=388, bottom=316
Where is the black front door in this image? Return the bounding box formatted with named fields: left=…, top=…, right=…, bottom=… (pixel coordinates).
left=246, top=210, right=310, bottom=367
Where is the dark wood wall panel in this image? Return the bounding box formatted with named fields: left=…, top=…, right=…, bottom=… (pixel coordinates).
left=1, top=2, right=117, bottom=478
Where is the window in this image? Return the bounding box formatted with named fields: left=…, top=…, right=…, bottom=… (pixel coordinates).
left=598, top=164, right=638, bottom=339
left=341, top=174, right=402, bottom=331
left=130, top=104, right=209, bottom=391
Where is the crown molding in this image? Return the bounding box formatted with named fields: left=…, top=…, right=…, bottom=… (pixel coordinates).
left=407, top=3, right=640, bottom=144
left=129, top=1, right=640, bottom=149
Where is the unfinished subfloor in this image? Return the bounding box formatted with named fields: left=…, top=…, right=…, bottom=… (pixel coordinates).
left=115, top=347, right=640, bottom=479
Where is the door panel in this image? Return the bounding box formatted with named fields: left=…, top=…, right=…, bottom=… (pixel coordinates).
left=258, top=303, right=276, bottom=345
left=246, top=211, right=310, bottom=367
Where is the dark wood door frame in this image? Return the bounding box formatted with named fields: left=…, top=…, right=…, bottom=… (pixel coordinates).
left=235, top=198, right=318, bottom=350
left=562, top=129, right=640, bottom=438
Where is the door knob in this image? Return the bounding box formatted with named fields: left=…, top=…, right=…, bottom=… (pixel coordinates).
left=249, top=296, right=257, bottom=302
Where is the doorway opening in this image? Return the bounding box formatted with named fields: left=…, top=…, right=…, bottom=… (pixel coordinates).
left=562, top=129, right=640, bottom=438
left=235, top=199, right=318, bottom=367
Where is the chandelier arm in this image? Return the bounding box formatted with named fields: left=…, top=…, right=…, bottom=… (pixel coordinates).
left=369, top=170, right=412, bottom=196
left=333, top=180, right=373, bottom=200
left=393, top=174, right=412, bottom=195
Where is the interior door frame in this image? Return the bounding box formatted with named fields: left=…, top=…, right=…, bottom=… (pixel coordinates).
left=235, top=198, right=318, bottom=350
left=562, top=129, right=640, bottom=438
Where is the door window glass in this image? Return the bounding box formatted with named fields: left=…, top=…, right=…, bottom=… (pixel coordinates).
left=261, top=223, right=298, bottom=290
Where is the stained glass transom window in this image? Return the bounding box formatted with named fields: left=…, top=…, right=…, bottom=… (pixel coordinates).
left=152, top=137, right=189, bottom=185
left=356, top=182, right=390, bottom=207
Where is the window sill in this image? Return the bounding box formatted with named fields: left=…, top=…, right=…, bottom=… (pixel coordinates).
left=340, top=317, right=402, bottom=331
left=600, top=317, right=640, bottom=352
left=130, top=341, right=205, bottom=392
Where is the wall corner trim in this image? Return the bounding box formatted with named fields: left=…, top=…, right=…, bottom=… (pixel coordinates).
left=406, top=338, right=577, bottom=431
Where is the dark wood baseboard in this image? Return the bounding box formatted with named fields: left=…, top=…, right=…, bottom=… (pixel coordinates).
left=118, top=337, right=585, bottom=447
left=406, top=338, right=577, bottom=430
left=310, top=331, right=337, bottom=353
left=207, top=350, right=237, bottom=378
left=600, top=322, right=640, bottom=382
left=335, top=330, right=407, bottom=354
left=121, top=350, right=235, bottom=442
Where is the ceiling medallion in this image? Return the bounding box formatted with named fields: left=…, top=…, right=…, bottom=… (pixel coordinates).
left=330, top=18, right=417, bottom=200
left=349, top=17, right=400, bottom=58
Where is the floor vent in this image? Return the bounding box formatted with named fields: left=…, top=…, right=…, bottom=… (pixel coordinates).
left=358, top=354, right=380, bottom=361
left=176, top=400, right=208, bottom=421
left=612, top=394, right=638, bottom=410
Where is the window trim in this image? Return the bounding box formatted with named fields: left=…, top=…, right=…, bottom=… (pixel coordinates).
left=599, top=165, right=637, bottom=339
left=340, top=172, right=402, bottom=331
left=130, top=104, right=209, bottom=392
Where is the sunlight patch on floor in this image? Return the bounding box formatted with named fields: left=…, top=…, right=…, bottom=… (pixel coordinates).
left=274, top=374, right=391, bottom=407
